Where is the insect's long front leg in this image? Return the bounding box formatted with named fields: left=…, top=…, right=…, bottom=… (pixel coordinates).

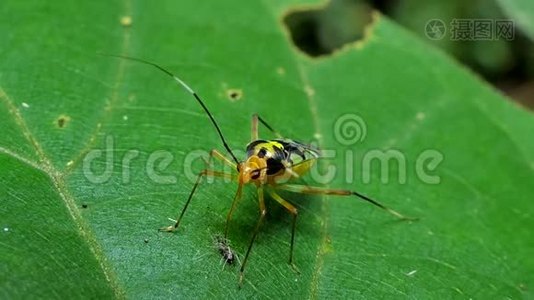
left=207, top=149, right=237, bottom=170
left=267, top=190, right=299, bottom=273
left=160, top=149, right=236, bottom=232
left=159, top=169, right=233, bottom=232
left=275, top=184, right=417, bottom=221
left=251, top=113, right=283, bottom=140
left=239, top=186, right=266, bottom=288
left=224, top=183, right=243, bottom=237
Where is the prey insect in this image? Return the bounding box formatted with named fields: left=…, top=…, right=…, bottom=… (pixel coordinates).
left=109, top=55, right=415, bottom=287
left=213, top=234, right=240, bottom=267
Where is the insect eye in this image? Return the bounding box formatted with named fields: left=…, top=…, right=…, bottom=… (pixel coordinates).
left=251, top=170, right=260, bottom=179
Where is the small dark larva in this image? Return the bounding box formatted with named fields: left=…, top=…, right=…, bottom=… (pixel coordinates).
left=213, top=235, right=238, bottom=266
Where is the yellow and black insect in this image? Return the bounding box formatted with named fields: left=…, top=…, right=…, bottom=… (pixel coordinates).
left=110, top=55, right=414, bottom=287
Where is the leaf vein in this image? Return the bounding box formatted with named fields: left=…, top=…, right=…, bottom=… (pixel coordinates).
left=0, top=146, right=44, bottom=173
left=64, top=5, right=133, bottom=176
left=1, top=84, right=125, bottom=297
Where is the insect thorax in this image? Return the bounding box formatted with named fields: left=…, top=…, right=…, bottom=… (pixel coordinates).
left=245, top=139, right=319, bottom=176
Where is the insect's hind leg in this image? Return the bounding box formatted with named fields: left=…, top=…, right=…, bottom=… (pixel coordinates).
left=276, top=184, right=417, bottom=221
left=251, top=113, right=282, bottom=141
left=267, top=190, right=300, bottom=273
left=159, top=149, right=236, bottom=232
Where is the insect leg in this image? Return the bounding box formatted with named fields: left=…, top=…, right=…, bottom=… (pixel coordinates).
left=267, top=190, right=300, bottom=273
left=224, top=183, right=243, bottom=238
left=159, top=169, right=234, bottom=232
left=159, top=149, right=236, bottom=232
left=251, top=113, right=282, bottom=139
left=275, top=184, right=417, bottom=221
left=207, top=149, right=237, bottom=170
left=239, top=186, right=266, bottom=287
left=251, top=114, right=259, bottom=141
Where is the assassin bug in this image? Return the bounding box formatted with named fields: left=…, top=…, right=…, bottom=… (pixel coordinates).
left=109, top=55, right=415, bottom=287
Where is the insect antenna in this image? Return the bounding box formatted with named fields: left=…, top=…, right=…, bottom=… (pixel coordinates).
left=103, top=54, right=240, bottom=169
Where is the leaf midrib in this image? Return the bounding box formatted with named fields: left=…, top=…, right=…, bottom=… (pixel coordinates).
left=0, top=0, right=132, bottom=298
left=0, top=86, right=125, bottom=297
left=0, top=0, right=134, bottom=291
left=0, top=0, right=133, bottom=295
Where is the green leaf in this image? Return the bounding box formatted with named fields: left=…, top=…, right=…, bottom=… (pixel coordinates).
left=496, top=0, right=534, bottom=41
left=1, top=1, right=533, bottom=298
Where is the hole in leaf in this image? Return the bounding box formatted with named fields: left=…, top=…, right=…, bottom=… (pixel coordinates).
left=56, top=115, right=71, bottom=128
left=226, top=89, right=242, bottom=101
left=283, top=0, right=374, bottom=57
left=367, top=0, right=534, bottom=110
left=81, top=203, right=88, bottom=209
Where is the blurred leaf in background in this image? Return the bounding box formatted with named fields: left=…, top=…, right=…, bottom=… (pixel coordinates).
left=289, top=0, right=534, bottom=108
